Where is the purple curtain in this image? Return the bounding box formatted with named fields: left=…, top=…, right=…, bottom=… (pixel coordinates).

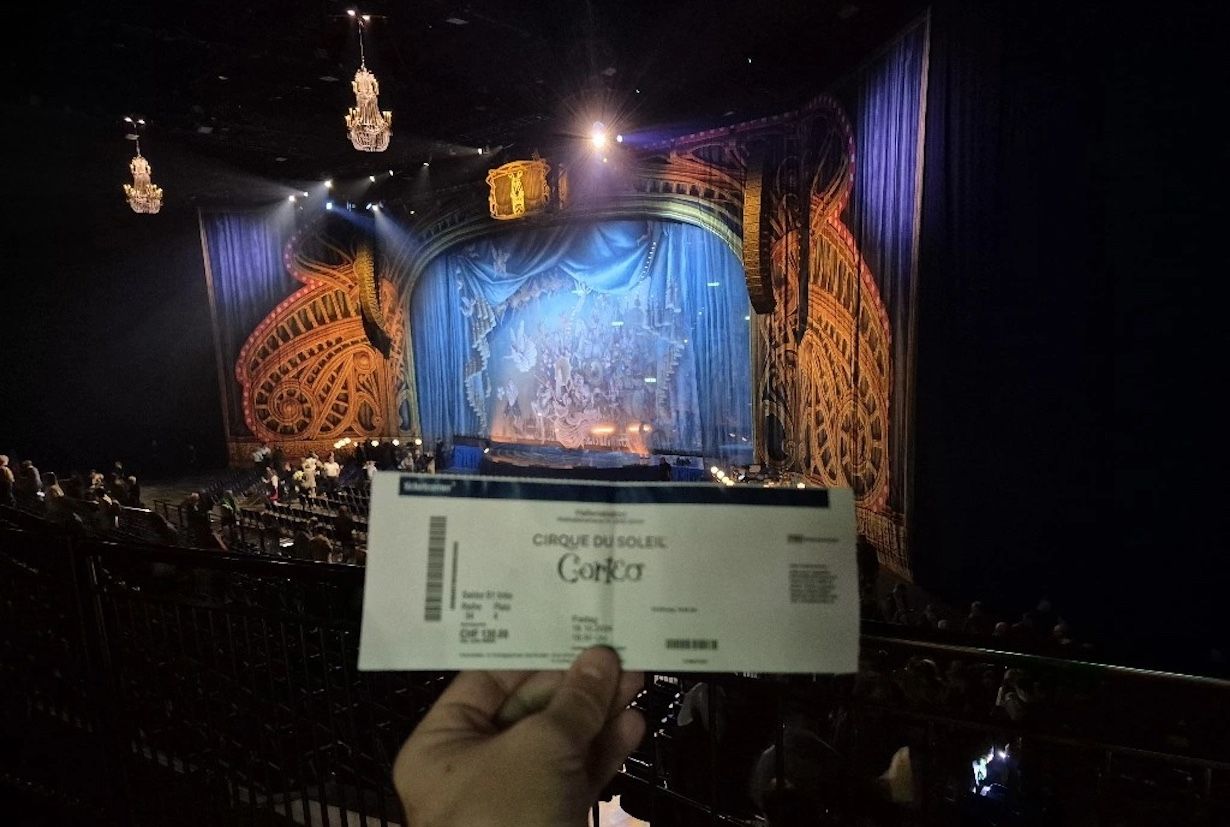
left=200, top=209, right=295, bottom=438
left=835, top=18, right=929, bottom=517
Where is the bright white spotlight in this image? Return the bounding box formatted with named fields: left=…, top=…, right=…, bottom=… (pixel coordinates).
left=616, top=134, right=624, bottom=143
left=710, top=466, right=719, bottom=474
left=369, top=174, right=376, bottom=182
left=324, top=179, right=333, bottom=189
left=365, top=202, right=372, bottom=210
left=414, top=438, right=423, bottom=446
left=302, top=191, right=309, bottom=197
left=288, top=195, right=296, bottom=202
left=387, top=169, right=394, bottom=176
left=423, top=161, right=430, bottom=167
left=347, top=9, right=356, bottom=17
left=392, top=438, right=400, bottom=446
left=477, top=147, right=484, bottom=155
left=326, top=201, right=334, bottom=210
left=590, top=121, right=608, bottom=149
left=796, top=482, right=806, bottom=489
left=370, top=439, right=379, bottom=447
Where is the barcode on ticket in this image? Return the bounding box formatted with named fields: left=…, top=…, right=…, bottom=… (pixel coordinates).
left=424, top=516, right=446, bottom=621
left=665, top=639, right=719, bottom=650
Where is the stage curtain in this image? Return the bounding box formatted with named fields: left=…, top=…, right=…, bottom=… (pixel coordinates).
left=835, top=19, right=929, bottom=518
left=409, top=254, right=482, bottom=440
left=410, top=219, right=752, bottom=458
left=200, top=210, right=294, bottom=438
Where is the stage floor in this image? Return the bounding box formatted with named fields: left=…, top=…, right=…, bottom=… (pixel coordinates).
left=483, top=442, right=699, bottom=469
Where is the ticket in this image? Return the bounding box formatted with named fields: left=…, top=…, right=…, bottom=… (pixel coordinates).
left=358, top=474, right=859, bottom=673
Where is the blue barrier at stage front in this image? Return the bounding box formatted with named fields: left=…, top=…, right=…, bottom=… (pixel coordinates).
left=670, top=465, right=706, bottom=482
left=451, top=444, right=484, bottom=471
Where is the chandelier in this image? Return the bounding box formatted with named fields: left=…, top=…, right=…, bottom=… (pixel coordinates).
left=345, top=12, right=392, bottom=152
left=122, top=117, right=162, bottom=214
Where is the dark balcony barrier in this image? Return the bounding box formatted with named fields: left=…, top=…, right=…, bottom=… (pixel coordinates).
left=2, top=521, right=1228, bottom=826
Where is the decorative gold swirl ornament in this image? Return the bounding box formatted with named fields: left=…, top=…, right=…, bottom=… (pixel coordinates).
left=234, top=235, right=405, bottom=447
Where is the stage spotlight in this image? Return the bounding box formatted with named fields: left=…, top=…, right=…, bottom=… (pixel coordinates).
left=710, top=466, right=719, bottom=474
left=387, top=169, right=394, bottom=176
left=616, top=134, right=623, bottom=143
left=368, top=174, right=376, bottom=182
left=302, top=191, right=309, bottom=197
left=288, top=195, right=296, bottom=202
left=324, top=179, right=333, bottom=189
left=590, top=121, right=608, bottom=149
left=796, top=482, right=806, bottom=489
left=483, top=447, right=490, bottom=454
left=347, top=9, right=356, bottom=17
left=423, top=161, right=430, bottom=167
left=392, top=438, right=400, bottom=446
left=477, top=147, right=484, bottom=155
left=326, top=201, right=334, bottom=210
left=370, top=439, right=379, bottom=447
left=414, top=438, right=423, bottom=446
left=365, top=202, right=372, bottom=210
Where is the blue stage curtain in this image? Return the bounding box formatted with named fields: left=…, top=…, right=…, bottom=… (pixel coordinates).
left=836, top=19, right=929, bottom=516
left=409, top=256, right=481, bottom=440
left=200, top=210, right=294, bottom=437
left=410, top=219, right=752, bottom=458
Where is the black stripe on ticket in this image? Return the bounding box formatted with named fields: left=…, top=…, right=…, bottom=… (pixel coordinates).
left=397, top=476, right=829, bottom=508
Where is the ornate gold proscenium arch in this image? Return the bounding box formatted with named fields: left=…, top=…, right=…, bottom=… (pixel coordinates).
left=233, top=228, right=406, bottom=456
left=753, top=96, right=893, bottom=513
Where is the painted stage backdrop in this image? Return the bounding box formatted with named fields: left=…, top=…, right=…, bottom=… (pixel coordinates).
left=410, top=220, right=752, bottom=457
left=200, top=16, right=926, bottom=574
left=201, top=211, right=409, bottom=464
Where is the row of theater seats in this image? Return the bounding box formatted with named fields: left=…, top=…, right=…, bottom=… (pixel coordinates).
left=239, top=503, right=368, bottom=548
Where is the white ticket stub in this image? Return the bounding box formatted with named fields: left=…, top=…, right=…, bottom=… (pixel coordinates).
left=358, top=474, right=859, bottom=673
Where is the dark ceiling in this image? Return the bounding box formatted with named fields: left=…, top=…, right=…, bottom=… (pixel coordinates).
left=28, top=0, right=924, bottom=200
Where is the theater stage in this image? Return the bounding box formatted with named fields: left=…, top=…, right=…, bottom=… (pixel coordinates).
left=448, top=439, right=712, bottom=482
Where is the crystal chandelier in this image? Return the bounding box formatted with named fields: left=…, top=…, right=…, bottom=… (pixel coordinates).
left=122, top=117, right=163, bottom=214
left=345, top=12, right=392, bottom=152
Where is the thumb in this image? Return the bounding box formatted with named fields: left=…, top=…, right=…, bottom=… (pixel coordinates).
left=541, top=646, right=621, bottom=744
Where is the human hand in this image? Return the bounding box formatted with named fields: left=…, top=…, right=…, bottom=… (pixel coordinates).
left=393, top=646, right=646, bottom=827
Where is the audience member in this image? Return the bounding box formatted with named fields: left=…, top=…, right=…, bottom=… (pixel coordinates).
left=14, top=460, right=41, bottom=506
left=0, top=455, right=14, bottom=507
left=218, top=489, right=239, bottom=540
left=335, top=505, right=355, bottom=552
left=291, top=522, right=312, bottom=561
left=322, top=452, right=341, bottom=492
left=964, top=601, right=993, bottom=636
left=308, top=521, right=333, bottom=562
left=302, top=453, right=319, bottom=497
left=125, top=475, right=141, bottom=507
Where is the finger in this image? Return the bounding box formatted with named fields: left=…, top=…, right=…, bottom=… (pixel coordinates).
left=422, top=670, right=535, bottom=732
left=587, top=708, right=646, bottom=791
left=499, top=668, right=645, bottom=727
left=495, top=670, right=564, bottom=727
left=542, top=646, right=622, bottom=741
